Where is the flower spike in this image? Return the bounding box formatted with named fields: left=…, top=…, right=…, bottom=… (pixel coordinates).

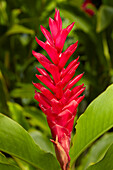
left=33, top=9, right=85, bottom=170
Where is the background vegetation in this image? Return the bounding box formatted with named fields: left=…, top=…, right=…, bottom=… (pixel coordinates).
left=0, top=0, right=113, bottom=169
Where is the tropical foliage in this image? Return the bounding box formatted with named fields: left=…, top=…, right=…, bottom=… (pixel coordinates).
left=0, top=0, right=113, bottom=169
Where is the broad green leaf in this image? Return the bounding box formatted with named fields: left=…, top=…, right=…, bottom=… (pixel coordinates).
left=0, top=152, right=8, bottom=164
left=0, top=152, right=20, bottom=168
left=7, top=102, right=30, bottom=130
left=0, top=113, right=60, bottom=170
left=5, top=25, right=34, bottom=35
left=0, top=164, right=20, bottom=170
left=70, top=84, right=113, bottom=165
left=24, top=106, right=51, bottom=135
left=13, top=157, right=36, bottom=170
left=97, top=5, right=113, bottom=32
left=78, top=133, right=113, bottom=170
left=87, top=143, right=113, bottom=170
left=0, top=152, right=20, bottom=170
left=30, top=130, right=55, bottom=155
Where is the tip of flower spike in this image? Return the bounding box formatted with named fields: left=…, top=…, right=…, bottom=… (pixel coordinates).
left=49, top=17, right=59, bottom=40
left=54, top=8, right=59, bottom=20
left=55, top=8, right=58, bottom=13
left=54, top=8, right=62, bottom=31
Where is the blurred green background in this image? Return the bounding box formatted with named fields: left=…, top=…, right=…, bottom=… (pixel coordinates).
left=0, top=0, right=113, bottom=169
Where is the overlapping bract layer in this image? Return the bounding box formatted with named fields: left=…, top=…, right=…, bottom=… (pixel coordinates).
left=32, top=9, right=85, bottom=169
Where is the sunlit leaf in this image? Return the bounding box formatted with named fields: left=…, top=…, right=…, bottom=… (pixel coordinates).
left=0, top=113, right=60, bottom=170
left=7, top=102, right=30, bottom=130
left=70, top=84, right=113, bottom=166
left=87, top=143, right=113, bottom=170
left=97, top=5, right=113, bottom=32
left=30, top=130, right=55, bottom=154
left=24, top=106, right=51, bottom=134
left=5, top=25, right=34, bottom=35
left=0, top=152, right=8, bottom=164
left=0, top=152, right=20, bottom=170
left=79, top=133, right=113, bottom=170
left=0, top=164, right=20, bottom=170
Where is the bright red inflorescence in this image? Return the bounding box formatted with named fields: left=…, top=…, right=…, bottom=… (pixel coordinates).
left=32, top=9, right=85, bottom=170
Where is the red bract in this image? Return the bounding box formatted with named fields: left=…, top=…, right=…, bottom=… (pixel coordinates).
left=81, top=0, right=95, bottom=16
left=32, top=9, right=85, bottom=170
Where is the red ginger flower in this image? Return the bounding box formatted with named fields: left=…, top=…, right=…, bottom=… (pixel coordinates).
left=32, top=9, right=85, bottom=170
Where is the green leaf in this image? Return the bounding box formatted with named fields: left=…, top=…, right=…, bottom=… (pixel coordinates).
left=87, top=143, right=113, bottom=170
left=79, top=133, right=113, bottom=170
left=10, top=83, right=35, bottom=99
left=0, top=152, right=9, bottom=164
left=70, top=84, right=113, bottom=166
left=69, top=0, right=83, bottom=8
left=0, top=113, right=60, bottom=170
left=0, top=164, right=20, bottom=170
left=97, top=5, right=113, bottom=32
left=12, top=157, right=36, bottom=170
left=5, top=25, right=34, bottom=35
left=0, top=152, right=20, bottom=170
left=24, top=106, right=51, bottom=135
left=0, top=70, right=8, bottom=114
left=7, top=102, right=30, bottom=130
left=30, top=130, right=55, bottom=155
